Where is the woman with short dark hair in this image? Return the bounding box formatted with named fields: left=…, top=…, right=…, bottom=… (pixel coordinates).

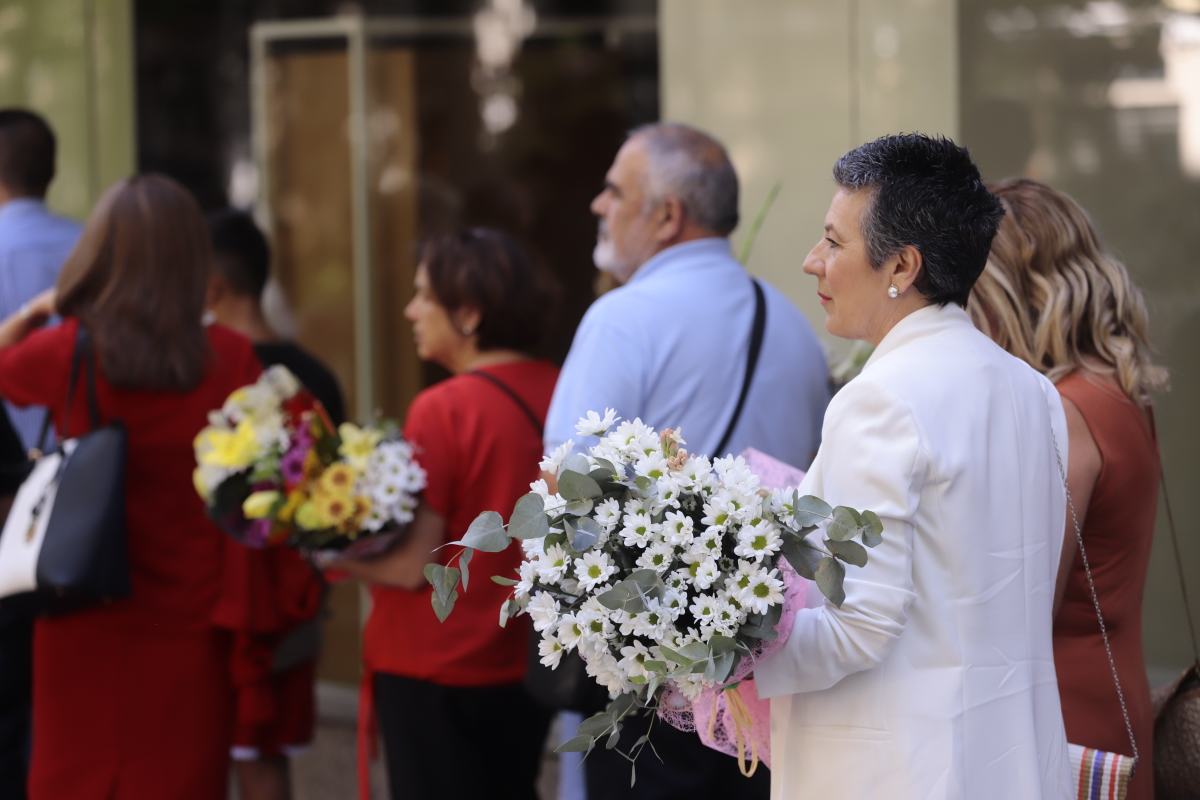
left=331, top=227, right=556, bottom=800
left=0, top=173, right=268, bottom=799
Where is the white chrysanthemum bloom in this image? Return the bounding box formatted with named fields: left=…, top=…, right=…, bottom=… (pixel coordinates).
left=574, top=550, right=617, bottom=592
left=634, top=451, right=669, bottom=482
left=734, top=520, right=783, bottom=562
left=538, top=631, right=565, bottom=669
left=662, top=510, right=695, bottom=547
left=576, top=598, right=615, bottom=639
left=700, top=493, right=738, bottom=531
left=361, top=505, right=390, bottom=532
left=519, top=535, right=545, bottom=561
left=622, top=496, right=652, bottom=517
left=654, top=476, right=684, bottom=511
left=262, top=364, right=301, bottom=399
left=741, top=567, right=786, bottom=615
left=635, top=541, right=675, bottom=574
left=619, top=512, right=658, bottom=549
left=575, top=408, right=619, bottom=437
left=710, top=594, right=742, bottom=636
left=618, top=641, right=654, bottom=683
left=529, top=479, right=566, bottom=514
left=725, top=559, right=758, bottom=597
left=557, top=614, right=584, bottom=652
left=536, top=544, right=571, bottom=584
left=666, top=569, right=692, bottom=593
left=689, top=526, right=725, bottom=561
left=692, top=558, right=721, bottom=591
left=594, top=497, right=621, bottom=530
left=539, top=440, right=575, bottom=476
left=689, top=593, right=720, bottom=626
left=767, top=487, right=796, bottom=518
left=679, top=453, right=713, bottom=486
left=714, top=455, right=761, bottom=495
left=630, top=604, right=673, bottom=640
left=673, top=672, right=708, bottom=701
left=525, top=591, right=561, bottom=633
left=659, top=588, right=688, bottom=619
left=514, top=560, right=537, bottom=599
left=584, top=648, right=629, bottom=698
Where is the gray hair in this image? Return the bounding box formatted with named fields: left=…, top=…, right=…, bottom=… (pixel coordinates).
left=629, top=123, right=739, bottom=236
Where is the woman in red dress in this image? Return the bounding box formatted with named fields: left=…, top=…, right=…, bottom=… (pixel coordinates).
left=0, top=174, right=271, bottom=799
left=330, top=229, right=557, bottom=800
left=970, top=178, right=1170, bottom=800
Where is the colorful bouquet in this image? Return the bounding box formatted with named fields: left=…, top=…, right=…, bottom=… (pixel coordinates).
left=193, top=365, right=426, bottom=554
left=426, top=409, right=881, bottom=774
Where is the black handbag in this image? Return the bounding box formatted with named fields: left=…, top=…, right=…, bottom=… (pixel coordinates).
left=0, top=326, right=129, bottom=606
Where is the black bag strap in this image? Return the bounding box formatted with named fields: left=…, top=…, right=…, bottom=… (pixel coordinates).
left=468, top=368, right=544, bottom=438
left=713, top=278, right=766, bottom=457
left=34, top=326, right=101, bottom=454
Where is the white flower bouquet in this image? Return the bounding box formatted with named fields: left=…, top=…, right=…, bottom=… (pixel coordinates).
left=425, top=410, right=881, bottom=774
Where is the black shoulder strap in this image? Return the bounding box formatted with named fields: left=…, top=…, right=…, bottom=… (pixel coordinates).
left=468, top=369, right=544, bottom=438
left=35, top=325, right=101, bottom=453
left=713, top=278, right=766, bottom=457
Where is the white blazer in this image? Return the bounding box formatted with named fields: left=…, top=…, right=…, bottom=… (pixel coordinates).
left=757, top=304, right=1073, bottom=799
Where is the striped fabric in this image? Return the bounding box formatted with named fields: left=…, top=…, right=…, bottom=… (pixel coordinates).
left=1069, top=743, right=1134, bottom=800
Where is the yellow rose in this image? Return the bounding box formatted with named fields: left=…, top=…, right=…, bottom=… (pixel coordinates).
left=242, top=490, right=281, bottom=520
left=338, top=423, right=381, bottom=468
left=294, top=501, right=326, bottom=531
left=196, top=420, right=260, bottom=471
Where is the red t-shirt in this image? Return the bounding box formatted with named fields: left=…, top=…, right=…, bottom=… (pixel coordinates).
left=363, top=360, right=558, bottom=687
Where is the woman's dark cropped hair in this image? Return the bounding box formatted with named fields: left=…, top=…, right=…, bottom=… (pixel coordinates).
left=208, top=209, right=271, bottom=299
left=833, top=133, right=1004, bottom=307
left=419, top=228, right=551, bottom=353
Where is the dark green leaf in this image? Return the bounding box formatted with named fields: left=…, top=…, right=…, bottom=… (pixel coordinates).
left=793, top=494, right=833, bottom=527
left=509, top=493, right=550, bottom=540
left=452, top=511, right=509, bottom=552
left=861, top=510, right=884, bottom=547
left=780, top=535, right=825, bottom=580
left=826, top=538, right=868, bottom=568
left=815, top=556, right=847, bottom=607
left=490, top=574, right=518, bottom=586
left=578, top=712, right=616, bottom=739
left=826, top=506, right=861, bottom=542
left=559, top=470, right=603, bottom=501
left=708, top=635, right=738, bottom=655
left=609, top=693, right=638, bottom=720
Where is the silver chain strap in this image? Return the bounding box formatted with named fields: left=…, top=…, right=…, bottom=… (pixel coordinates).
left=1050, top=425, right=1139, bottom=765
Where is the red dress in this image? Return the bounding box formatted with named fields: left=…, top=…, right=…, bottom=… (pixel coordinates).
left=0, top=319, right=270, bottom=800
left=1054, top=372, right=1157, bottom=800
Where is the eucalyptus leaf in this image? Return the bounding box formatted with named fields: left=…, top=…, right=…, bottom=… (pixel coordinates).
left=643, top=659, right=668, bottom=674
left=498, top=598, right=516, bottom=628
left=861, top=510, right=884, bottom=547
left=815, top=556, right=847, bottom=607
left=509, top=493, right=550, bottom=540
left=458, top=548, right=473, bottom=590
left=712, top=650, right=736, bottom=683
left=431, top=587, right=458, bottom=622
left=566, top=517, right=602, bottom=553
left=490, top=575, right=519, bottom=586
left=708, top=635, right=738, bottom=655
left=780, top=535, right=825, bottom=580
left=826, top=506, right=862, bottom=542
left=793, top=494, right=834, bottom=527
left=609, top=693, right=638, bottom=720
left=606, top=725, right=622, bottom=750
left=578, top=713, right=616, bottom=739
left=452, top=511, right=510, bottom=552
left=557, top=735, right=595, bottom=754
left=559, top=470, right=603, bottom=501
left=591, top=457, right=618, bottom=476
left=658, top=645, right=693, bottom=666
left=562, top=453, right=591, bottom=477
left=826, top=537, right=868, bottom=568
left=565, top=498, right=595, bottom=517
left=423, top=563, right=461, bottom=603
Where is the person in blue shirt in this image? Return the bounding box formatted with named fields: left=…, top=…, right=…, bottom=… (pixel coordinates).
left=0, top=108, right=81, bottom=800
left=545, top=122, right=830, bottom=800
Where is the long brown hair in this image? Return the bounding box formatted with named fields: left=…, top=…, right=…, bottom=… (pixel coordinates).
left=969, top=178, right=1168, bottom=405
left=56, top=174, right=211, bottom=390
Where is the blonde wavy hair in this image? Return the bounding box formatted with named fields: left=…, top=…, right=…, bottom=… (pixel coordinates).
left=969, top=178, right=1168, bottom=406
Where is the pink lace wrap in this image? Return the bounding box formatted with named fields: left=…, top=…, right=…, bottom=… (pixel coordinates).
left=657, top=448, right=811, bottom=772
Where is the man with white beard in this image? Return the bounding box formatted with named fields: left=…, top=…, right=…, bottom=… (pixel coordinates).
left=543, top=122, right=830, bottom=800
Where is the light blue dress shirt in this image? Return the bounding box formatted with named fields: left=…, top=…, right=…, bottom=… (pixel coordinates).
left=546, top=238, right=829, bottom=468
left=0, top=198, right=82, bottom=450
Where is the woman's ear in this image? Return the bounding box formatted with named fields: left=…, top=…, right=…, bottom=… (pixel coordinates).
left=453, top=306, right=482, bottom=339
left=890, top=244, right=923, bottom=294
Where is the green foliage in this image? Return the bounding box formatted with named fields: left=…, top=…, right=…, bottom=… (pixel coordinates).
left=815, top=557, right=847, bottom=608
left=791, top=493, right=833, bottom=527
left=509, top=493, right=550, bottom=539
left=424, top=563, right=461, bottom=622
left=559, top=469, right=602, bottom=501
left=453, top=511, right=509, bottom=552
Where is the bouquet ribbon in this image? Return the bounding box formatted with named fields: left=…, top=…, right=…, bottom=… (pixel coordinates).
left=707, top=684, right=760, bottom=777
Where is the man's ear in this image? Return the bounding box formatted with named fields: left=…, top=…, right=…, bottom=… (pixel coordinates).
left=655, top=195, right=686, bottom=245
left=890, top=244, right=923, bottom=294
left=205, top=273, right=227, bottom=310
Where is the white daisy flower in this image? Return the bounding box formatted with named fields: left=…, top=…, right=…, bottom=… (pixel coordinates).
left=575, top=408, right=619, bottom=437
left=619, top=512, right=658, bottom=548
left=538, top=632, right=565, bottom=669
left=662, top=510, right=695, bottom=547
left=539, top=440, right=575, bottom=476
left=557, top=614, right=584, bottom=652
left=734, top=521, right=783, bottom=562
left=574, top=550, right=617, bottom=592
left=635, top=541, right=675, bottom=574
left=594, top=497, right=621, bottom=530
left=514, top=560, right=537, bottom=599
left=525, top=591, right=561, bottom=633
left=535, top=544, right=571, bottom=584
left=741, top=567, right=786, bottom=614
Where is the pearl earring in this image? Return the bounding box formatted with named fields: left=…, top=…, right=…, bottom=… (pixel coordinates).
left=887, top=284, right=900, bottom=299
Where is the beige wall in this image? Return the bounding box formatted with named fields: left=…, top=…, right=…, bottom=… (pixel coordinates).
left=0, top=0, right=135, bottom=219
left=660, top=0, right=957, bottom=362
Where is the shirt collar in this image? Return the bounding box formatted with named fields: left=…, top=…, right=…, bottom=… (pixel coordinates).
left=0, top=198, right=48, bottom=223
left=864, top=302, right=974, bottom=370
left=627, top=237, right=734, bottom=285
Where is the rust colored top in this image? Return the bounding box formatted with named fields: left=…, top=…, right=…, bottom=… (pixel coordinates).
left=1054, top=371, right=1158, bottom=800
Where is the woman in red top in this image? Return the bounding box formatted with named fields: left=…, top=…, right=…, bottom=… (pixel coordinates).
left=0, top=174, right=270, bottom=799
left=332, top=229, right=556, bottom=800
left=970, top=178, right=1170, bottom=800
